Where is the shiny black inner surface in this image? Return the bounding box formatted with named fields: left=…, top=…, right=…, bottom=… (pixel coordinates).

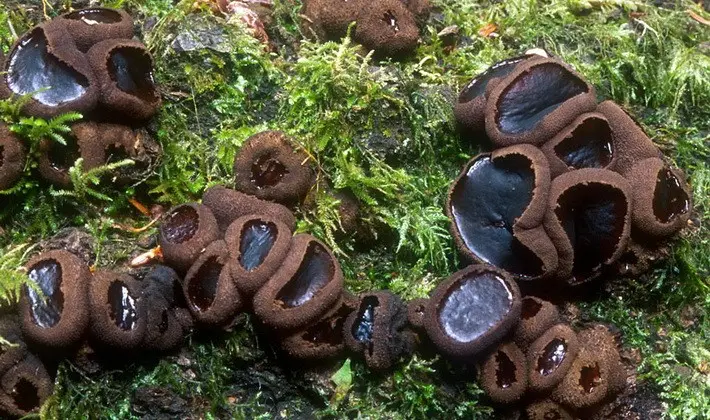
left=438, top=272, right=513, bottom=343
left=7, top=28, right=88, bottom=106
left=537, top=338, right=567, bottom=376
left=277, top=242, right=334, bottom=308
left=459, top=55, right=530, bottom=103
left=580, top=363, right=601, bottom=393
left=521, top=297, right=542, bottom=320
left=554, top=117, right=613, bottom=169
left=108, top=48, right=156, bottom=101
left=162, top=205, right=198, bottom=244
left=107, top=280, right=139, bottom=330
left=352, top=296, right=379, bottom=354
left=382, top=11, right=399, bottom=32
left=653, top=168, right=690, bottom=223
left=251, top=154, right=287, bottom=188
left=26, top=259, right=64, bottom=328
left=48, top=133, right=80, bottom=172
left=239, top=220, right=277, bottom=271
left=12, top=378, right=39, bottom=412
left=495, top=350, right=517, bottom=388
left=188, top=256, right=221, bottom=312
left=450, top=154, right=543, bottom=278
left=556, top=183, right=627, bottom=282
left=497, top=63, right=588, bottom=134
left=65, top=8, right=122, bottom=24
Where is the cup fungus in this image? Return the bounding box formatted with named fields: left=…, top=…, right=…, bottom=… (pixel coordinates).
left=0, top=124, right=26, bottom=191
left=596, top=100, right=661, bottom=175
left=252, top=234, right=344, bottom=331
left=627, top=158, right=691, bottom=239
left=88, top=270, right=147, bottom=350
left=513, top=296, right=560, bottom=348
left=183, top=240, right=243, bottom=326
left=224, top=214, right=293, bottom=296
left=1, top=21, right=99, bottom=118
left=479, top=341, right=528, bottom=404
left=140, top=270, right=190, bottom=352
left=540, top=112, right=616, bottom=177
left=19, top=250, right=90, bottom=349
left=280, top=294, right=357, bottom=360
left=158, top=203, right=219, bottom=273
left=526, top=324, right=580, bottom=393
left=233, top=131, right=315, bottom=206
left=544, top=168, right=632, bottom=284
left=423, top=265, right=521, bottom=358
left=447, top=145, right=558, bottom=280
left=485, top=58, right=596, bottom=147
left=455, top=54, right=541, bottom=136
left=36, top=131, right=81, bottom=188
left=343, top=291, right=415, bottom=371
left=0, top=354, right=53, bottom=418
left=301, top=0, right=364, bottom=40
left=87, top=39, right=161, bottom=121
left=550, top=345, right=617, bottom=409
left=58, top=8, right=134, bottom=52
left=353, top=0, right=420, bottom=58
left=202, top=185, right=296, bottom=233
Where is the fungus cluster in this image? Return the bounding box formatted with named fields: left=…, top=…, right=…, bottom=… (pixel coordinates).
left=0, top=8, right=161, bottom=190
left=301, top=0, right=430, bottom=58
left=451, top=53, right=692, bottom=285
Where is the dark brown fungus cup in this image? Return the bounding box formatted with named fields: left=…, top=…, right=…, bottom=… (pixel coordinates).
left=577, top=325, right=626, bottom=396
left=485, top=58, right=596, bottom=147
left=202, top=185, right=296, bottom=233
left=526, top=324, right=580, bottom=393
left=627, top=158, right=691, bottom=239
left=224, top=214, right=292, bottom=296
left=406, top=298, right=428, bottom=330
left=301, top=0, right=363, bottom=40
left=447, top=145, right=558, bottom=280
left=19, top=250, right=90, bottom=349
left=479, top=341, right=528, bottom=404
left=544, top=168, right=632, bottom=285
left=37, top=130, right=81, bottom=188
left=399, top=0, right=431, bottom=25
left=0, top=124, right=26, bottom=191
left=252, top=234, right=344, bottom=331
left=0, top=21, right=98, bottom=118
left=343, top=291, right=414, bottom=371
left=454, top=55, right=540, bottom=136
left=88, top=270, right=147, bottom=350
left=280, top=295, right=357, bottom=360
left=353, top=0, right=420, bottom=58
left=59, top=8, right=134, bottom=52
left=87, top=39, right=161, bottom=121
left=423, top=265, right=521, bottom=359
left=233, top=131, right=315, bottom=206
left=525, top=400, right=574, bottom=420
left=541, top=112, right=615, bottom=177
left=0, top=354, right=53, bottom=418
left=141, top=297, right=185, bottom=352
left=550, top=345, right=617, bottom=410
left=183, top=240, right=243, bottom=326
left=158, top=203, right=219, bottom=273
left=596, top=100, right=661, bottom=175
left=513, top=296, right=560, bottom=348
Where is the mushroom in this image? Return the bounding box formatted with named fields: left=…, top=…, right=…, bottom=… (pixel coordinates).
left=353, top=0, right=420, bottom=58
left=0, top=353, right=53, bottom=418
left=0, top=124, right=26, bottom=191
left=343, top=291, right=415, bottom=371
left=423, top=265, right=521, bottom=358
left=447, top=144, right=558, bottom=280
left=158, top=203, right=220, bottom=273
left=202, top=185, right=296, bottom=233
left=252, top=234, right=344, bottom=331
left=58, top=8, right=134, bottom=52
left=224, top=214, right=293, bottom=296
left=526, top=324, right=580, bottom=393
left=0, top=21, right=99, bottom=118
left=512, top=296, right=560, bottom=349
left=301, top=0, right=364, bottom=40
left=485, top=58, right=596, bottom=147
left=479, top=341, right=528, bottom=404
left=19, top=250, right=90, bottom=350
left=233, top=131, right=315, bottom=206
left=36, top=130, right=80, bottom=188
